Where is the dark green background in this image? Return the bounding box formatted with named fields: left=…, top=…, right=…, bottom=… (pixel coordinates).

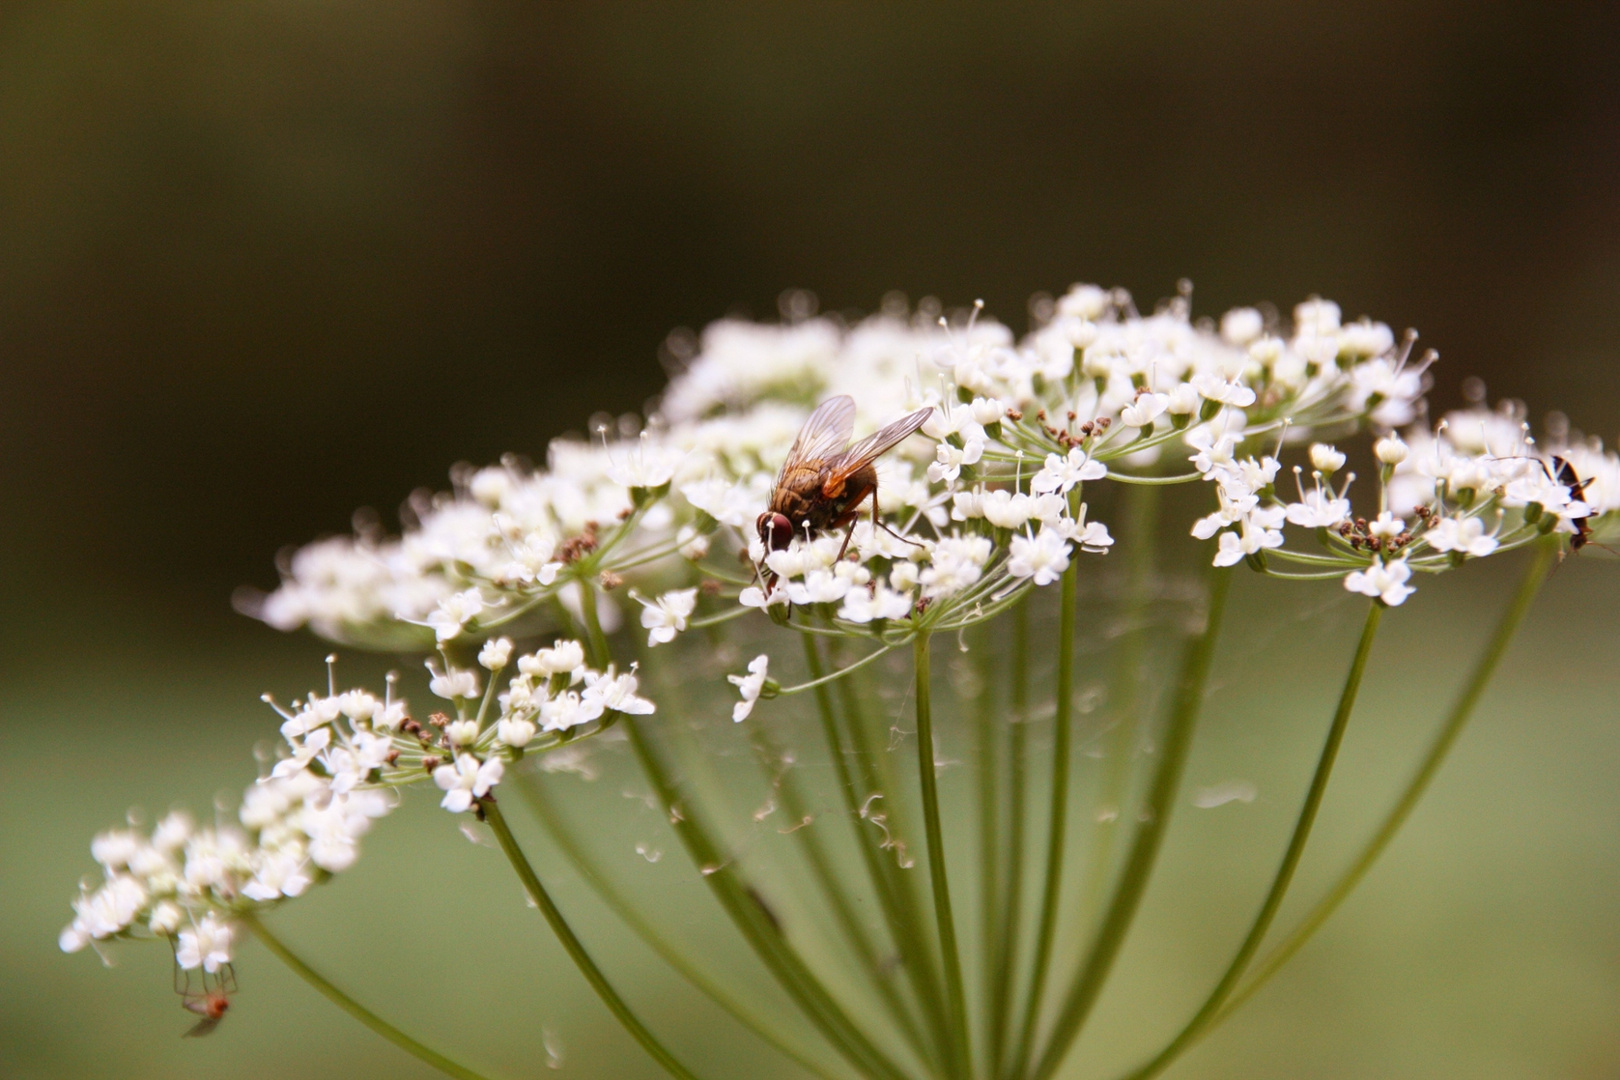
left=3, top=3, right=1618, bottom=1078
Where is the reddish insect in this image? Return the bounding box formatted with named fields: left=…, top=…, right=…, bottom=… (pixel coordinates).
left=174, top=961, right=236, bottom=1037
left=756, top=395, right=933, bottom=576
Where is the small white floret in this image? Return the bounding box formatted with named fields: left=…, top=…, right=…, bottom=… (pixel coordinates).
left=728, top=655, right=770, bottom=722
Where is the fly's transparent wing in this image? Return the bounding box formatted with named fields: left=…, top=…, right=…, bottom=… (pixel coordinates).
left=824, top=407, right=933, bottom=487
left=780, top=395, right=857, bottom=477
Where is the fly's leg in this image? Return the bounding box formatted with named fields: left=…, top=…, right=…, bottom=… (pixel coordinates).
left=865, top=478, right=924, bottom=549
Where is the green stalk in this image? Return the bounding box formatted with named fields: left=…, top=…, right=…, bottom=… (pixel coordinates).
left=574, top=582, right=913, bottom=1080
left=241, top=911, right=496, bottom=1080
left=625, top=715, right=918, bottom=1080
left=1079, top=483, right=1159, bottom=928
left=746, top=722, right=941, bottom=1069
left=514, top=774, right=849, bottom=1080
left=1117, top=600, right=1384, bottom=1080
left=577, top=582, right=613, bottom=668
left=806, top=635, right=957, bottom=1075
left=974, top=623, right=1002, bottom=1076
left=481, top=798, right=707, bottom=1080
left=1029, top=567, right=1233, bottom=1080
left=986, top=599, right=1031, bottom=1077
left=1210, top=538, right=1557, bottom=1027
left=913, top=632, right=973, bottom=1075
left=1004, top=559, right=1079, bottom=1080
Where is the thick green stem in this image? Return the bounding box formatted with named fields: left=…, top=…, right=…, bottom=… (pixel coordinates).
left=481, top=798, right=707, bottom=1080
left=974, top=624, right=1002, bottom=1077
left=987, top=600, right=1031, bottom=1077
left=1211, top=539, right=1557, bottom=1026
left=625, top=715, right=918, bottom=1080
left=241, top=911, right=496, bottom=1080
left=746, top=721, right=940, bottom=1070
left=806, top=635, right=956, bottom=1074
left=1117, top=600, right=1384, bottom=1080
left=577, top=582, right=613, bottom=668
left=1029, top=567, right=1233, bottom=1080
left=913, top=632, right=973, bottom=1076
left=1079, top=484, right=1158, bottom=928
left=1004, top=560, right=1078, bottom=1080
left=514, top=774, right=848, bottom=1080
left=576, top=584, right=913, bottom=1080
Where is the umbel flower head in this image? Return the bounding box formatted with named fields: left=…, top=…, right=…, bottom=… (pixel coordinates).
left=69, top=279, right=1618, bottom=991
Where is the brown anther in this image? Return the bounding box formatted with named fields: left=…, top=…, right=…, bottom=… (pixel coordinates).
left=617, top=506, right=633, bottom=520
left=401, top=719, right=422, bottom=736
left=1006, top=409, right=1023, bottom=421
left=1338, top=521, right=1354, bottom=537
left=1036, top=409, right=1048, bottom=421
left=422, top=755, right=441, bottom=772
left=1368, top=537, right=1382, bottom=553
left=427, top=712, right=450, bottom=728
left=1066, top=410, right=1077, bottom=422
left=1350, top=537, right=1363, bottom=550
left=384, top=749, right=400, bottom=766
left=699, top=579, right=722, bottom=596
left=1079, top=422, right=1094, bottom=436
left=599, top=571, right=624, bottom=591
left=1096, top=417, right=1111, bottom=429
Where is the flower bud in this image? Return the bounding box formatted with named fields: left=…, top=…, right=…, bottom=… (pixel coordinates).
left=1374, top=435, right=1408, bottom=465
left=1310, top=443, right=1346, bottom=474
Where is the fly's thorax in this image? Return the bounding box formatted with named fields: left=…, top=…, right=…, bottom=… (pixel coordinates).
left=770, top=465, right=823, bottom=523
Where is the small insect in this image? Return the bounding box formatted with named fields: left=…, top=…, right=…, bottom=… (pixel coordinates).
left=757, top=395, right=933, bottom=580
left=174, top=960, right=236, bottom=1037
left=1550, top=455, right=1595, bottom=552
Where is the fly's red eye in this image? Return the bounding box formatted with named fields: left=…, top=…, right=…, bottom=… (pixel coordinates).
left=766, top=513, right=794, bottom=551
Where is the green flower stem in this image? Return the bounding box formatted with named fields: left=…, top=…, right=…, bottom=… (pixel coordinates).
left=577, top=582, right=613, bottom=667
left=514, top=774, right=849, bottom=1080
left=805, top=635, right=958, bottom=1076
left=745, top=721, right=942, bottom=1071
left=240, top=911, right=496, bottom=1080
left=1077, top=484, right=1158, bottom=955
left=576, top=582, right=914, bottom=1080
left=624, top=714, right=918, bottom=1080
left=1116, top=599, right=1385, bottom=1080
left=974, top=623, right=1002, bottom=1075
left=1209, top=538, right=1558, bottom=1029
left=1029, top=566, right=1234, bottom=1080
left=775, top=643, right=897, bottom=695
left=1003, top=559, right=1079, bottom=1080
left=986, top=599, right=1031, bottom=1078
left=912, top=632, right=973, bottom=1077
left=481, top=797, right=707, bottom=1080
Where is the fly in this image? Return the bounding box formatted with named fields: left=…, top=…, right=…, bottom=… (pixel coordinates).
left=756, top=395, right=932, bottom=586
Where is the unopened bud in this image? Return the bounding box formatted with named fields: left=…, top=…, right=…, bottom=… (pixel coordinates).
left=1310, top=443, right=1346, bottom=474
left=1374, top=435, right=1408, bottom=465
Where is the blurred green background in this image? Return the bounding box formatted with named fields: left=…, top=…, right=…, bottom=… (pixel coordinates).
left=3, top=2, right=1618, bottom=1078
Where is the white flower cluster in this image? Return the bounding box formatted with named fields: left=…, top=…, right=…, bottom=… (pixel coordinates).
left=63, top=642, right=648, bottom=969
left=66, top=279, right=1619, bottom=989
left=1188, top=394, right=1617, bottom=604
left=237, top=283, right=1620, bottom=721
left=60, top=760, right=394, bottom=970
